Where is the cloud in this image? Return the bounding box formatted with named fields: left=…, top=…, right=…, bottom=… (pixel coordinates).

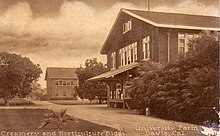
left=152, top=0, right=219, bottom=16
left=0, top=0, right=218, bottom=87
left=0, top=1, right=138, bottom=87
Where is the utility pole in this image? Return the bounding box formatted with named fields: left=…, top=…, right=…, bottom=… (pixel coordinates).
left=148, top=0, right=151, bottom=11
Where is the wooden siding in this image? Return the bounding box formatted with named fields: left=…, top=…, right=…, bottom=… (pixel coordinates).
left=158, top=28, right=201, bottom=63
left=106, top=12, right=159, bottom=69
left=105, top=12, right=203, bottom=68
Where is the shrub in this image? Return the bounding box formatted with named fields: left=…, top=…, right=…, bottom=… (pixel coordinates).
left=129, top=32, right=219, bottom=125
left=38, top=108, right=78, bottom=129
left=40, top=95, right=50, bottom=101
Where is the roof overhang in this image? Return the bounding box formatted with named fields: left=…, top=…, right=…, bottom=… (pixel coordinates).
left=122, top=9, right=220, bottom=31
left=87, top=62, right=140, bottom=82
left=100, top=9, right=124, bottom=54
left=100, top=9, right=220, bottom=54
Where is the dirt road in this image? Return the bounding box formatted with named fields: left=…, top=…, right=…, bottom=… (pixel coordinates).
left=29, top=100, right=205, bottom=136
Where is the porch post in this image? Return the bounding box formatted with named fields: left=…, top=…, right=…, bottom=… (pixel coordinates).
left=106, top=82, right=111, bottom=107
left=122, top=82, right=126, bottom=109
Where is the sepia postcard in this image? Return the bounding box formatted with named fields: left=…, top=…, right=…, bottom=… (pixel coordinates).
left=0, top=0, right=219, bottom=136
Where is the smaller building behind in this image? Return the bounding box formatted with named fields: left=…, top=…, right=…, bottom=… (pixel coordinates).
left=45, top=67, right=78, bottom=100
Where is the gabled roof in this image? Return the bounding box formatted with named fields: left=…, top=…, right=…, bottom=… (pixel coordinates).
left=45, top=67, right=77, bottom=80
left=124, top=9, right=220, bottom=31
left=87, top=62, right=139, bottom=81
left=101, top=8, right=220, bottom=54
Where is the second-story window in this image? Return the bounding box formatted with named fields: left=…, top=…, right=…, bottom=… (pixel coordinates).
left=123, top=20, right=132, bottom=34
left=143, top=36, right=150, bottom=60
left=134, top=42, right=137, bottom=61
left=111, top=52, right=116, bottom=69
left=119, top=48, right=124, bottom=66
left=119, top=42, right=138, bottom=67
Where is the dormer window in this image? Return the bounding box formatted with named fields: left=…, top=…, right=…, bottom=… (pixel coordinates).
left=123, top=20, right=132, bottom=34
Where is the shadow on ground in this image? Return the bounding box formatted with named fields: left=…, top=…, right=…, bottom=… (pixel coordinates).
left=0, top=109, right=118, bottom=132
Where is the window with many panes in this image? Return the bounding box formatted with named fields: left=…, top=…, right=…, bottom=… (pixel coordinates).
left=119, top=42, right=137, bottom=67
left=56, top=80, right=77, bottom=86
left=143, top=36, right=150, bottom=60
left=123, top=20, right=132, bottom=34
left=178, top=33, right=199, bottom=54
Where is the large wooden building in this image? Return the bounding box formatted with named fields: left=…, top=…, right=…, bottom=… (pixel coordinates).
left=45, top=67, right=78, bottom=100
left=88, top=9, right=220, bottom=108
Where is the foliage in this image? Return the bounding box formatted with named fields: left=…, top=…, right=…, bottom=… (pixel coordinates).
left=0, top=52, right=42, bottom=106
left=29, top=82, right=46, bottom=100
left=129, top=31, right=219, bottom=125
left=0, top=98, right=34, bottom=106
left=76, top=58, right=108, bottom=103
left=38, top=108, right=78, bottom=129
left=40, top=94, right=51, bottom=101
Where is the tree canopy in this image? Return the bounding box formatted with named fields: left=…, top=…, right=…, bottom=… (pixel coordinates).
left=129, top=31, right=219, bottom=125
left=76, top=58, right=108, bottom=103
left=0, top=52, right=42, bottom=106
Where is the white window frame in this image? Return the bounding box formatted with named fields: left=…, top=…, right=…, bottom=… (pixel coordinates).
left=111, top=52, right=116, bottom=69
left=119, top=49, right=124, bottom=66
left=178, top=33, right=186, bottom=53
left=143, top=36, right=150, bottom=60
left=178, top=33, right=199, bottom=54
left=134, top=42, right=137, bottom=61
left=127, top=45, right=131, bottom=64
left=119, top=42, right=138, bottom=67
left=59, top=81, right=62, bottom=86
left=55, top=80, right=58, bottom=85
left=123, top=20, right=132, bottom=34
left=67, top=81, right=70, bottom=86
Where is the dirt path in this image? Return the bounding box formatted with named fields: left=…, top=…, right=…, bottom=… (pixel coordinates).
left=29, top=100, right=205, bottom=136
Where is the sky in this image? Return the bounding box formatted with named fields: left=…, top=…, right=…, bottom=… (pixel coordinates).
left=0, top=0, right=219, bottom=88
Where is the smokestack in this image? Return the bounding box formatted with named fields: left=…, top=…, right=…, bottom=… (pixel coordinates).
left=148, top=0, right=151, bottom=11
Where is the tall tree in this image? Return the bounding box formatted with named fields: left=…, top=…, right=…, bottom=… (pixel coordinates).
left=0, top=52, right=42, bottom=106
left=76, top=58, right=108, bottom=103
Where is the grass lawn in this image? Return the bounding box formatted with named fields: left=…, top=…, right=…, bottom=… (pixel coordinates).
left=0, top=109, right=118, bottom=133
left=50, top=99, right=104, bottom=105
left=0, top=98, right=34, bottom=106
